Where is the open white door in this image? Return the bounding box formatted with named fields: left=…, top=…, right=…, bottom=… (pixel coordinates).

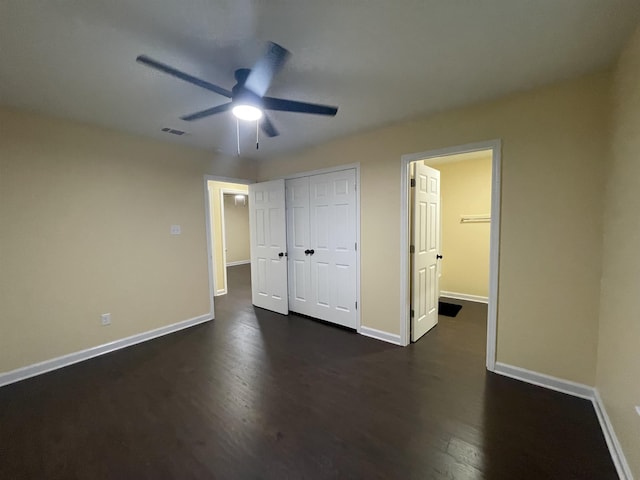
left=248, top=179, right=289, bottom=315
left=411, top=163, right=441, bottom=342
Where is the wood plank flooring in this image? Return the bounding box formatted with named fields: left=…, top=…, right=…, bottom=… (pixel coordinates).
left=0, top=264, right=616, bottom=479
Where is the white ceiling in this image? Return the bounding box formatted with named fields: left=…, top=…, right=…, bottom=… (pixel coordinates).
left=1, top=1, right=639, bottom=160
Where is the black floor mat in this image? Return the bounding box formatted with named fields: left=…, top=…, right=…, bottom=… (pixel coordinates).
left=438, top=301, right=462, bottom=317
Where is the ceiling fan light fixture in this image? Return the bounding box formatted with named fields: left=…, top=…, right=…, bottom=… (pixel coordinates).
left=232, top=104, right=263, bottom=121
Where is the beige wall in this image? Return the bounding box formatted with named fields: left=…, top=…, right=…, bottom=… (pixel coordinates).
left=0, top=107, right=256, bottom=373
left=223, top=194, right=250, bottom=264
left=431, top=154, right=492, bottom=298
left=259, top=71, right=609, bottom=385
left=596, top=25, right=640, bottom=477
left=207, top=181, right=249, bottom=294
left=0, top=46, right=633, bottom=470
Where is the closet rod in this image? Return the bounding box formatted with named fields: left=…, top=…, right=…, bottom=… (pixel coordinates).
left=460, top=215, right=491, bottom=223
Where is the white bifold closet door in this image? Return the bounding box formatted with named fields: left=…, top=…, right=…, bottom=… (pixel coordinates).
left=286, top=169, right=357, bottom=329
left=248, top=179, right=289, bottom=315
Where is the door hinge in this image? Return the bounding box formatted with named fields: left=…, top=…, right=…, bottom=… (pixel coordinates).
left=355, top=242, right=357, bottom=251
left=410, top=309, right=415, bottom=318
left=410, top=178, right=416, bottom=188
left=410, top=245, right=415, bottom=254
left=355, top=301, right=358, bottom=310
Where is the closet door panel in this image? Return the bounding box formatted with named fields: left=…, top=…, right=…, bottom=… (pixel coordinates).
left=309, top=169, right=357, bottom=328
left=249, top=180, right=288, bottom=314
left=286, top=177, right=313, bottom=315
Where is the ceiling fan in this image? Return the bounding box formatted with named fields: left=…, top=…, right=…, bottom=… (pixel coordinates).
left=136, top=42, right=338, bottom=138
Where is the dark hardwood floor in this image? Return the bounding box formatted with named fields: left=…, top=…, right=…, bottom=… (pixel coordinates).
left=0, top=264, right=616, bottom=479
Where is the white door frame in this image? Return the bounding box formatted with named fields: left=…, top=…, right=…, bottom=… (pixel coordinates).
left=399, top=140, right=501, bottom=371
left=203, top=175, right=253, bottom=316
left=280, top=163, right=361, bottom=333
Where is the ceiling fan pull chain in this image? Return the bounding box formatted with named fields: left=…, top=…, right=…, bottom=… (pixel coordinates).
left=256, top=120, right=260, bottom=150
left=236, top=117, right=241, bottom=156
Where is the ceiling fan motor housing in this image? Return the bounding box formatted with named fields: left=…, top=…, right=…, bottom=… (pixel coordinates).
left=232, top=69, right=263, bottom=109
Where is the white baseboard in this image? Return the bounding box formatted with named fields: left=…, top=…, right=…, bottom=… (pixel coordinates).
left=493, top=362, right=594, bottom=399
left=494, top=362, right=632, bottom=480
left=592, top=389, right=634, bottom=480
left=440, top=291, right=488, bottom=304
left=0, top=313, right=213, bottom=388
left=226, top=260, right=250, bottom=267
left=358, top=326, right=402, bottom=346
left=214, top=288, right=227, bottom=296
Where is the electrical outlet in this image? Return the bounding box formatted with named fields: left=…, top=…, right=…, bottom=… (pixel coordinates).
left=101, top=313, right=111, bottom=326
left=170, top=225, right=181, bottom=235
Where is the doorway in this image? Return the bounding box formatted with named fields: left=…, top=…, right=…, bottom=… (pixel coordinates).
left=400, top=140, right=501, bottom=371
left=204, top=177, right=253, bottom=308
left=220, top=189, right=251, bottom=272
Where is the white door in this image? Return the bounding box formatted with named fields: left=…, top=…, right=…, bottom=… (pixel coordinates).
left=285, top=169, right=357, bottom=328
left=248, top=179, right=289, bottom=315
left=286, top=177, right=312, bottom=315
left=411, top=163, right=441, bottom=342
left=309, top=169, right=357, bottom=328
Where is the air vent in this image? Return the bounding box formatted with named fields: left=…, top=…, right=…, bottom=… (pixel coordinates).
left=161, top=127, right=186, bottom=136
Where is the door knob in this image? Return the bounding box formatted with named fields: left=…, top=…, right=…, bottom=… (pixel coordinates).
left=304, top=249, right=310, bottom=255
left=436, top=254, right=443, bottom=259
left=309, top=249, right=315, bottom=255
left=278, top=252, right=284, bottom=257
